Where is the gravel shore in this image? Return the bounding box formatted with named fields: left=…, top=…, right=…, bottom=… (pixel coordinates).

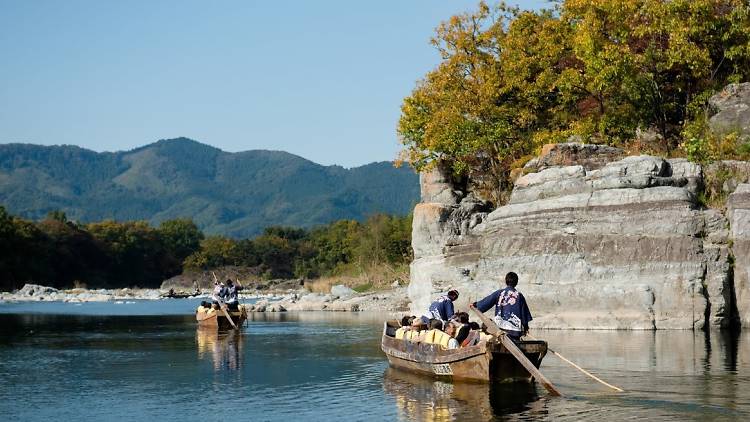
left=0, top=283, right=410, bottom=313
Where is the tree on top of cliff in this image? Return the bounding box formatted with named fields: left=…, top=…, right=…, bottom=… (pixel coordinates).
left=398, top=0, right=750, bottom=204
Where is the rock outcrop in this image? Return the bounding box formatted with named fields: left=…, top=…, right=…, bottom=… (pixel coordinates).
left=728, top=184, right=750, bottom=327
left=410, top=143, right=746, bottom=330
left=709, top=82, right=750, bottom=141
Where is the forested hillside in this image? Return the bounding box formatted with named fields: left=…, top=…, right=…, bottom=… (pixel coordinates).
left=0, top=138, right=419, bottom=237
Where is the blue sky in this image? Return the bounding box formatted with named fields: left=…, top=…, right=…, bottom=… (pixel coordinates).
left=0, top=1, right=549, bottom=167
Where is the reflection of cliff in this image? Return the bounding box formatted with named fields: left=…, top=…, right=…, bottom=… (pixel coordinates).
left=196, top=328, right=243, bottom=371
left=382, top=368, right=542, bottom=421
left=411, top=141, right=750, bottom=330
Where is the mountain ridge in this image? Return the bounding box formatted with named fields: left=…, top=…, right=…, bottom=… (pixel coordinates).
left=0, top=138, right=419, bottom=237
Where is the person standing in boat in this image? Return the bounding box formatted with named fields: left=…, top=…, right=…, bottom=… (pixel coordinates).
left=223, top=279, right=243, bottom=311
left=472, top=272, right=531, bottom=341
left=212, top=280, right=225, bottom=309
left=421, top=290, right=459, bottom=325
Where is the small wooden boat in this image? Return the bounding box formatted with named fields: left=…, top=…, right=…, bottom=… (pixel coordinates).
left=162, top=288, right=200, bottom=299
left=195, top=305, right=248, bottom=329
left=381, top=320, right=548, bottom=382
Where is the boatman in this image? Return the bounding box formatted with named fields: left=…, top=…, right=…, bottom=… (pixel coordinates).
left=223, top=279, right=243, bottom=311
left=472, top=272, right=531, bottom=341
left=211, top=280, right=225, bottom=309
left=421, top=290, right=459, bottom=325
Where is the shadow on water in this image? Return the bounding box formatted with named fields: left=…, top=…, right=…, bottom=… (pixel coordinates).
left=382, top=367, right=545, bottom=421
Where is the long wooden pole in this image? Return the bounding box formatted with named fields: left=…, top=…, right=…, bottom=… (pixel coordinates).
left=212, top=272, right=238, bottom=330
left=526, top=334, right=624, bottom=392
left=469, top=305, right=562, bottom=397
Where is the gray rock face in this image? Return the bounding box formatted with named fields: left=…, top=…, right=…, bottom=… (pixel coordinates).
left=410, top=149, right=747, bottom=330
left=728, top=184, right=750, bottom=327
left=17, top=284, right=59, bottom=296
left=330, top=285, right=356, bottom=299
left=709, top=83, right=750, bottom=140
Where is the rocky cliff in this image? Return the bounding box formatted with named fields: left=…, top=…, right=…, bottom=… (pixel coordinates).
left=409, top=143, right=749, bottom=330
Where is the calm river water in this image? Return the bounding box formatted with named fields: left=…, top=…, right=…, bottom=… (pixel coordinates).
left=0, top=300, right=748, bottom=421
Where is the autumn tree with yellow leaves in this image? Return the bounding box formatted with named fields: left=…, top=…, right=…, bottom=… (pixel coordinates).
left=398, top=0, right=750, bottom=204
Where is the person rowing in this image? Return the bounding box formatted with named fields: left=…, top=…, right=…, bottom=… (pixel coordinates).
left=472, top=272, right=531, bottom=341
left=211, top=279, right=225, bottom=309
left=420, top=289, right=459, bottom=325
left=223, top=279, right=243, bottom=311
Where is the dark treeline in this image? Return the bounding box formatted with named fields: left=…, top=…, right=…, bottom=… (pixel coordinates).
left=0, top=205, right=412, bottom=292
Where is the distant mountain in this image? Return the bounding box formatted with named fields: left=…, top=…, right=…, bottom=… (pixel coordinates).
left=0, top=138, right=419, bottom=237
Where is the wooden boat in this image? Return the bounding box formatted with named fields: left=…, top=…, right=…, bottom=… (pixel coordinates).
left=195, top=305, right=248, bottom=329
left=381, top=320, right=548, bottom=382
left=162, top=288, right=200, bottom=299
left=164, top=292, right=193, bottom=299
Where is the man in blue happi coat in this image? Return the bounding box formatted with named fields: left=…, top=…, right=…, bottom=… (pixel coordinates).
left=472, top=272, right=531, bottom=340
left=421, top=290, right=459, bottom=324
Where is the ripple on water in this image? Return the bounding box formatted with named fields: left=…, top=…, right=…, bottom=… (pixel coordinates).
left=0, top=311, right=749, bottom=421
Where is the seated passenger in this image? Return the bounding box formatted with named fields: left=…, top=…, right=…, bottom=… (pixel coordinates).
left=422, top=319, right=459, bottom=350
left=441, top=323, right=460, bottom=349
left=197, top=301, right=212, bottom=313
left=459, top=321, right=482, bottom=346
left=395, top=327, right=407, bottom=340
left=418, top=319, right=443, bottom=344
left=452, top=313, right=471, bottom=346
left=402, top=315, right=417, bottom=328
left=461, top=330, right=481, bottom=347
left=396, top=315, right=418, bottom=340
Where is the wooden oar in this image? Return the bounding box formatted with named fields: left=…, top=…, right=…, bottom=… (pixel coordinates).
left=469, top=305, right=562, bottom=397
left=526, top=334, right=623, bottom=392
left=212, top=272, right=238, bottom=330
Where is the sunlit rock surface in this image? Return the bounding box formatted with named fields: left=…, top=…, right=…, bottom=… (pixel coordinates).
left=728, top=184, right=750, bottom=327
left=410, top=144, right=746, bottom=330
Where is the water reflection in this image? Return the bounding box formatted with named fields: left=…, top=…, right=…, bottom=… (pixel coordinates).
left=196, top=328, right=243, bottom=371
left=382, top=367, right=545, bottom=421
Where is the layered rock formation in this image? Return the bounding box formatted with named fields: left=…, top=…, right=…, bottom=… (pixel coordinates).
left=410, top=144, right=747, bottom=330
left=728, top=184, right=750, bottom=327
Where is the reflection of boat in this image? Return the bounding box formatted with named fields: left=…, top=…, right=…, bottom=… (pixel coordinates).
left=195, top=304, right=248, bottom=329
left=196, top=327, right=243, bottom=371
left=381, top=321, right=548, bottom=382
left=383, top=367, right=541, bottom=421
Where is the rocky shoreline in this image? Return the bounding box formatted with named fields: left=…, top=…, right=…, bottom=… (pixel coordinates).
left=0, top=283, right=411, bottom=313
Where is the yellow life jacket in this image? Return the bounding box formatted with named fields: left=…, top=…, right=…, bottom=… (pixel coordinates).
left=421, top=329, right=437, bottom=344
left=433, top=330, right=452, bottom=348
left=395, top=327, right=406, bottom=340
left=407, top=330, right=419, bottom=341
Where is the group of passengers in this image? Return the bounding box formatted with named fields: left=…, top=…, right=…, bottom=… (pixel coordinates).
left=197, top=278, right=244, bottom=313
left=394, top=272, right=532, bottom=348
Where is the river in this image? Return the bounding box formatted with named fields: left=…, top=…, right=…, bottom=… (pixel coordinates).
left=0, top=300, right=747, bottom=421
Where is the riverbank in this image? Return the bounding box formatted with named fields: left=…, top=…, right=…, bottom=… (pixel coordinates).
left=0, top=283, right=410, bottom=312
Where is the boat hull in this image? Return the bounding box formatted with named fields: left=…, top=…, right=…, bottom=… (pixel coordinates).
left=196, top=305, right=248, bottom=329
left=381, top=323, right=547, bottom=383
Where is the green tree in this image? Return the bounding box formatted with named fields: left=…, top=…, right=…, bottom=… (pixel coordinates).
left=158, top=218, right=204, bottom=262
left=183, top=236, right=241, bottom=270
